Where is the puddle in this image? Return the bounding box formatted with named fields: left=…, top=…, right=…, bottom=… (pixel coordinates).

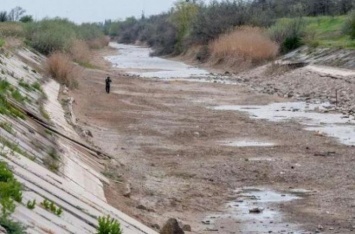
left=222, top=139, right=276, bottom=147
left=106, top=43, right=210, bottom=79
left=248, top=157, right=275, bottom=162
left=214, top=102, right=355, bottom=146
left=202, top=188, right=303, bottom=233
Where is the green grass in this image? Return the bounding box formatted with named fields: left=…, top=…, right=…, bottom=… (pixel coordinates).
left=18, top=79, right=34, bottom=92
left=31, top=82, right=42, bottom=92
left=0, top=95, right=25, bottom=119
left=0, top=80, right=10, bottom=93
left=0, top=122, right=13, bottom=134
left=0, top=136, right=30, bottom=158
left=275, top=16, right=355, bottom=49
left=0, top=38, right=4, bottom=48
left=303, top=16, right=355, bottom=48
left=11, top=89, right=26, bottom=103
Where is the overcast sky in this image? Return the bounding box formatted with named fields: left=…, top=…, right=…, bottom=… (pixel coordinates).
left=1, top=0, right=179, bottom=23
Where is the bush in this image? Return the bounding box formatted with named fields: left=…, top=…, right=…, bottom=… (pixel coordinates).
left=209, top=26, right=279, bottom=64
left=40, top=199, right=63, bottom=216
left=77, top=23, right=108, bottom=49
left=97, top=216, right=122, bottom=234
left=0, top=161, right=23, bottom=218
left=69, top=39, right=91, bottom=64
left=86, top=37, right=110, bottom=49
left=46, top=52, right=78, bottom=89
left=25, top=18, right=77, bottom=55
left=269, top=18, right=305, bottom=53
left=26, top=199, right=36, bottom=210
left=0, top=216, right=26, bottom=234
left=343, top=10, right=355, bottom=39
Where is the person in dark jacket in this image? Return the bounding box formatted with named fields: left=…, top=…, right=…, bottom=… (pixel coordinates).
left=105, top=76, right=112, bottom=94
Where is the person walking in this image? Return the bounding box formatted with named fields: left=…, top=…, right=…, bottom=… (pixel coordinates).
left=105, top=76, right=112, bottom=94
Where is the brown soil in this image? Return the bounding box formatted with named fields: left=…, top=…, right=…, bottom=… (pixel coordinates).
left=69, top=48, right=355, bottom=234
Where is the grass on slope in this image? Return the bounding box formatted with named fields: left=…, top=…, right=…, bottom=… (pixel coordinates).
left=275, top=16, right=355, bottom=49
left=303, top=16, right=355, bottom=49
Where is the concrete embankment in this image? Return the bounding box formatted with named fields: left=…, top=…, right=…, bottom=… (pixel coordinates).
left=0, top=46, right=156, bottom=233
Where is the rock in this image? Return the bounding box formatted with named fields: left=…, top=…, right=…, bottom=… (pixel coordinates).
left=182, top=224, right=192, bottom=232
left=205, top=228, right=219, bottom=232
left=0, top=226, right=7, bottom=234
left=249, top=207, right=264, bottom=213
left=86, top=130, right=93, bottom=137
left=63, top=86, right=69, bottom=95
left=314, top=151, right=336, bottom=157
left=123, top=183, right=131, bottom=197
left=136, top=204, right=147, bottom=211
left=160, top=218, right=184, bottom=234
left=202, top=220, right=211, bottom=225
left=152, top=224, right=160, bottom=230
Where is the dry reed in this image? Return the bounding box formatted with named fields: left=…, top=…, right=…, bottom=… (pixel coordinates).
left=46, top=52, right=79, bottom=88
left=209, top=26, right=279, bottom=64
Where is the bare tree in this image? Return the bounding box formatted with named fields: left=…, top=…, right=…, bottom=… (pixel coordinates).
left=7, top=6, right=26, bottom=21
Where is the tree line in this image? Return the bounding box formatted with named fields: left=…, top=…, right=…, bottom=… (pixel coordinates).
left=0, top=6, right=33, bottom=23
left=103, top=0, right=355, bottom=55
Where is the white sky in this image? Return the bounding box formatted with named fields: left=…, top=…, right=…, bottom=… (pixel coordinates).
left=0, top=0, right=179, bottom=23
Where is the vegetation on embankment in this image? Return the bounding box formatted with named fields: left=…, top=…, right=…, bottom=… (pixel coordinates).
left=104, top=0, right=355, bottom=72
left=0, top=7, right=109, bottom=88
left=0, top=161, right=26, bottom=234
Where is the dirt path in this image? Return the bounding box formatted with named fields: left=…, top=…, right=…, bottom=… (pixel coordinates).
left=69, top=47, right=355, bottom=234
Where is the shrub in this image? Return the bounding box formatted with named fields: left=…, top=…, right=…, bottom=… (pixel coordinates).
left=269, top=18, right=305, bottom=53
left=19, top=79, right=33, bottom=92
left=0, top=216, right=26, bottom=234
left=40, top=199, right=50, bottom=210
left=26, top=199, right=36, bottom=210
left=46, top=52, right=78, bottom=89
left=49, top=201, right=56, bottom=213
left=97, top=216, right=122, bottom=234
left=56, top=207, right=62, bottom=216
left=0, top=161, right=23, bottom=218
left=86, top=36, right=110, bottom=49
left=209, top=26, right=279, bottom=64
left=25, top=19, right=77, bottom=55
left=40, top=199, right=63, bottom=216
left=31, top=82, right=42, bottom=92
left=343, top=10, right=355, bottom=39
left=19, top=15, right=33, bottom=23
left=11, top=89, right=25, bottom=103
left=69, top=39, right=91, bottom=64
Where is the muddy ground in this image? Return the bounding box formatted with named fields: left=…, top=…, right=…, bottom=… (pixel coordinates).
left=69, top=48, right=355, bottom=234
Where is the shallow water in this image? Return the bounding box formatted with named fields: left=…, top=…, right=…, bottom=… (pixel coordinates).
left=222, top=139, right=276, bottom=147
left=202, top=188, right=303, bottom=233
left=106, top=43, right=210, bottom=79
left=214, top=102, right=355, bottom=146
